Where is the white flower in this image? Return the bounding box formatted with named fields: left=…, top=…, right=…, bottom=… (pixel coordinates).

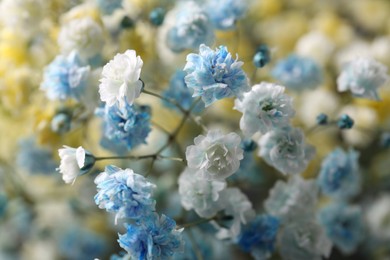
left=186, top=129, right=244, bottom=180
left=99, top=50, right=143, bottom=107
left=234, top=82, right=295, bottom=136
left=337, top=57, right=389, bottom=100
left=295, top=31, right=335, bottom=65
left=58, top=17, right=104, bottom=60
left=365, top=194, right=390, bottom=240
left=57, top=146, right=95, bottom=184
left=178, top=167, right=226, bottom=218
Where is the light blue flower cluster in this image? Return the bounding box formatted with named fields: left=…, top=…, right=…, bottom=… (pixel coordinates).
left=205, top=0, right=248, bottom=30
left=94, top=165, right=156, bottom=222
left=272, top=54, right=322, bottom=91
left=97, top=101, right=151, bottom=154
left=318, top=202, right=364, bottom=254
left=40, top=51, right=90, bottom=101
left=317, top=148, right=360, bottom=199
left=184, top=44, right=249, bottom=106
left=236, top=215, right=280, bottom=259
left=96, top=0, right=122, bottom=15
left=118, top=213, right=184, bottom=259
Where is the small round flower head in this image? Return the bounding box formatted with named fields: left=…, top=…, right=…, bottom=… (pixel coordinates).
left=337, top=57, right=389, bottom=100
left=58, top=17, right=104, bottom=61
left=94, top=165, right=156, bottom=222
left=51, top=112, right=72, bottom=134
left=149, top=7, right=165, bottom=26
left=337, top=114, right=354, bottom=129
left=57, top=146, right=95, bottom=184
left=317, top=148, right=360, bottom=199
left=264, top=175, right=319, bottom=221
left=40, top=51, right=90, bottom=101
left=272, top=54, right=323, bottom=91
left=97, top=101, right=151, bottom=154
left=184, top=44, right=250, bottom=106
left=258, top=127, right=315, bottom=175
left=178, top=167, right=226, bottom=218
left=278, top=219, right=332, bottom=260
left=99, top=50, right=143, bottom=108
left=96, top=0, right=122, bottom=15
left=118, top=213, right=184, bottom=259
left=253, top=45, right=271, bottom=68
left=234, top=82, right=295, bottom=136
left=318, top=203, right=364, bottom=254
left=205, top=0, right=248, bottom=30
left=236, top=215, right=280, bottom=260
left=316, top=113, right=328, bottom=125
left=186, top=129, right=244, bottom=180
left=165, top=1, right=214, bottom=53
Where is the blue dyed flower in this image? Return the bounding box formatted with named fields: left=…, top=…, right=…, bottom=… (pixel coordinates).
left=337, top=114, right=354, bottom=129
left=184, top=44, right=249, bottom=106
left=205, top=0, right=248, bottom=30
left=94, top=165, right=156, bottom=222
left=149, top=7, right=165, bottom=26
left=236, top=215, right=280, bottom=259
left=118, top=213, right=184, bottom=259
left=272, top=54, right=322, bottom=91
left=97, top=101, right=151, bottom=154
left=318, top=203, right=364, bottom=254
left=316, top=113, right=328, bottom=125
left=317, top=148, right=360, bottom=199
left=51, top=112, right=72, bottom=134
left=253, top=45, right=271, bottom=68
left=40, top=51, right=90, bottom=101
left=162, top=70, right=204, bottom=112
left=96, top=0, right=122, bottom=15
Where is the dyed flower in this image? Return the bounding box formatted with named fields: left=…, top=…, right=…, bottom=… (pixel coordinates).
left=316, top=113, right=328, bottom=125
left=337, top=114, right=354, bottom=129
left=51, top=112, right=72, bottom=134
left=264, top=176, right=319, bottom=221
left=40, top=51, right=90, bottom=101
left=57, top=146, right=95, bottom=184
left=337, top=57, right=388, bottom=100
left=317, top=148, right=360, bottom=199
left=186, top=129, right=244, bottom=180
left=205, top=0, right=248, bottom=30
left=97, top=101, right=151, bottom=154
left=178, top=167, right=226, bottom=218
left=272, top=54, right=323, bottom=91
left=94, top=165, right=156, bottom=222
left=236, top=215, right=280, bottom=260
left=253, top=45, right=271, bottom=68
left=234, top=82, right=295, bottom=136
left=149, top=7, right=165, bottom=26
left=184, top=44, right=250, bottom=106
left=318, top=203, right=364, bottom=254
left=258, top=127, right=315, bottom=175
left=99, top=50, right=144, bottom=108
left=96, top=0, right=122, bottom=15
left=118, top=213, right=184, bottom=259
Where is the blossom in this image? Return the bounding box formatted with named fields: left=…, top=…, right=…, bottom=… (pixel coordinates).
left=57, top=146, right=95, bottom=184
left=234, top=82, right=295, bottom=136
left=253, top=45, right=271, bottom=68
left=184, top=44, right=250, bottom=106
left=97, top=101, right=151, bottom=154
left=186, top=129, right=244, bottom=180
left=264, top=176, right=319, bottom=221
left=178, top=167, right=226, bottom=218
left=236, top=215, right=280, bottom=260
left=40, top=51, right=90, bottom=101
left=337, top=57, right=388, bottom=100
left=118, top=213, right=184, bottom=259
left=317, top=148, right=360, bottom=199
left=99, top=50, right=144, bottom=107
left=205, top=0, right=248, bottom=30
left=272, top=54, right=323, bottom=91
left=94, top=165, right=156, bottom=222
left=318, top=203, right=364, bottom=254
left=149, top=7, right=165, bottom=26
left=258, top=127, right=315, bottom=175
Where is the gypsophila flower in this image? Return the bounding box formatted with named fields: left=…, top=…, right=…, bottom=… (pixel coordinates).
left=272, top=54, right=323, bottom=91
left=234, top=82, right=295, bottom=136
left=97, top=101, right=151, bottom=154
left=318, top=203, right=364, bottom=254
left=337, top=57, right=389, bottom=100
left=236, top=215, right=280, bottom=260
left=366, top=194, right=390, bottom=240
left=253, top=45, right=271, bottom=68
left=258, top=127, right=315, bottom=175
left=264, top=175, right=319, bottom=221
left=118, top=213, right=184, bottom=259
left=57, top=146, right=95, bottom=184
left=99, top=50, right=144, bottom=108
left=205, top=0, right=248, bottom=30
left=178, top=167, right=226, bottom=218
left=40, top=51, right=90, bottom=101
left=184, top=44, right=250, bottom=106
left=149, top=7, right=165, bottom=26
left=316, top=113, right=328, bottom=125
left=186, top=129, right=244, bottom=180
left=96, top=0, right=122, bottom=15
left=317, top=148, right=360, bottom=199
left=337, top=114, right=354, bottom=129
left=94, top=165, right=156, bottom=222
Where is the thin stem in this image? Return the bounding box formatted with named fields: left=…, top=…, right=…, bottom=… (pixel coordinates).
left=178, top=217, right=214, bottom=229
left=187, top=229, right=204, bottom=260
left=142, top=89, right=187, bottom=114
left=95, top=154, right=184, bottom=162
